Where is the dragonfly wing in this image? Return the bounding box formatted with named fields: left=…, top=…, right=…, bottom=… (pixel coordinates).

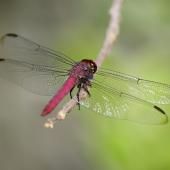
left=0, top=33, right=75, bottom=68
left=0, top=33, right=73, bottom=95
left=79, top=82, right=168, bottom=124
left=96, top=69, right=170, bottom=105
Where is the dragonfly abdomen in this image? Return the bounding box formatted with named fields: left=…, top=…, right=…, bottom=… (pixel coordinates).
left=41, top=76, right=77, bottom=116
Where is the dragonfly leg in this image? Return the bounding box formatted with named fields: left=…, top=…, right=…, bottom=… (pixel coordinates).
left=82, top=85, right=91, bottom=97
left=76, top=78, right=91, bottom=110
left=81, top=80, right=91, bottom=97
left=69, top=86, right=75, bottom=99
left=77, top=84, right=82, bottom=110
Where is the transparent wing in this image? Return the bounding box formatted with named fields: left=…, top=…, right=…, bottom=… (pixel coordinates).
left=79, top=81, right=168, bottom=125
left=0, top=33, right=75, bottom=95
left=96, top=69, right=170, bottom=105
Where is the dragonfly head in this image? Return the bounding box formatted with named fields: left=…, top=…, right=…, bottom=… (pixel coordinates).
left=81, top=59, right=97, bottom=74
left=71, top=59, right=97, bottom=81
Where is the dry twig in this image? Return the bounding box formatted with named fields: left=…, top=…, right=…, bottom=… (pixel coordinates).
left=44, top=0, right=123, bottom=128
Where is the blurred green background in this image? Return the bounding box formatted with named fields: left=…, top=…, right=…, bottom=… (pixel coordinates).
left=0, top=0, right=170, bottom=170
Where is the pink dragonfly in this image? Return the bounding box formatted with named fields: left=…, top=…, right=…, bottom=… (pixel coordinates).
left=0, top=33, right=170, bottom=124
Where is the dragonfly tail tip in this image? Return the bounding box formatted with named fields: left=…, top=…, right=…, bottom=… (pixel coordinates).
left=41, top=108, right=51, bottom=117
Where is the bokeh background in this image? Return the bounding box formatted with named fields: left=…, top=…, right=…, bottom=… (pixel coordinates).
left=0, top=0, right=170, bottom=170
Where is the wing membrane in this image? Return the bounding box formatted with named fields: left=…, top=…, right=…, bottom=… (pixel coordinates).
left=0, top=33, right=75, bottom=95
left=80, top=81, right=168, bottom=124
left=96, top=69, right=170, bottom=104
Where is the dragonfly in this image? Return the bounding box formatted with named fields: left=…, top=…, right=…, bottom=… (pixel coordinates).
left=0, top=33, right=170, bottom=125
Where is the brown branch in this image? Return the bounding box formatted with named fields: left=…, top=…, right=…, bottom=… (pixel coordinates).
left=44, top=0, right=123, bottom=128
left=95, top=0, right=123, bottom=68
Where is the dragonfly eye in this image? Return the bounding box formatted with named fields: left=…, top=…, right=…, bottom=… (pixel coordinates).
left=91, top=68, right=94, bottom=73
left=90, top=63, right=97, bottom=73
left=81, top=59, right=97, bottom=73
